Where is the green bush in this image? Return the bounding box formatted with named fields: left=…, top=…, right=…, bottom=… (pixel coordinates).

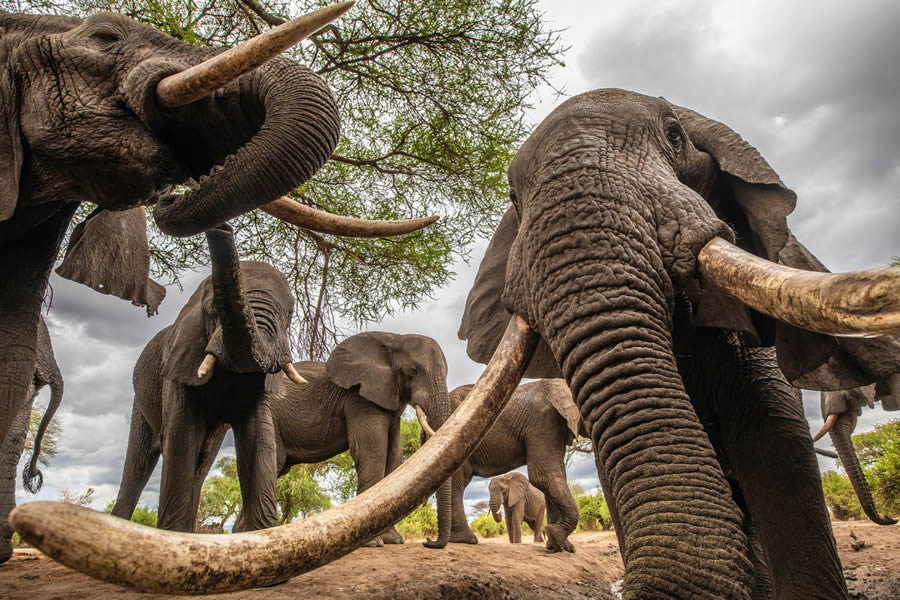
left=470, top=511, right=506, bottom=538
left=868, top=436, right=900, bottom=516
left=395, top=501, right=438, bottom=539
left=821, top=471, right=864, bottom=520
left=577, top=491, right=611, bottom=531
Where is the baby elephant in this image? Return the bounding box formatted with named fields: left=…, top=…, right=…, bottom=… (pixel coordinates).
left=489, top=472, right=545, bottom=544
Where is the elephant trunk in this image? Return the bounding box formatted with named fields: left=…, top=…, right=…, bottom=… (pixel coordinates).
left=152, top=57, right=340, bottom=237
left=829, top=412, right=897, bottom=525
left=489, top=492, right=502, bottom=523
left=528, top=220, right=753, bottom=597
left=205, top=225, right=275, bottom=373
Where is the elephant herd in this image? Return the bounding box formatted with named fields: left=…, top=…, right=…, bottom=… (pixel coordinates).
left=2, top=4, right=899, bottom=600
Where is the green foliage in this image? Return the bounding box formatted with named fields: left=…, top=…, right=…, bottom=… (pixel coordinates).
left=576, top=490, right=611, bottom=531
left=891, top=257, right=900, bottom=267
left=197, top=457, right=242, bottom=527
left=103, top=501, right=160, bottom=527
left=25, top=401, right=62, bottom=466
left=568, top=482, right=586, bottom=499
left=395, top=501, right=438, bottom=540
left=400, top=415, right=421, bottom=459
left=821, top=471, right=865, bottom=521
left=8, top=0, right=565, bottom=360
left=852, top=419, right=900, bottom=517
left=470, top=511, right=505, bottom=538
left=276, top=464, right=332, bottom=524
left=317, top=451, right=358, bottom=504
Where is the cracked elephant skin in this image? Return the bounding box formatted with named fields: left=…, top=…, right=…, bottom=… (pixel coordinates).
left=446, top=379, right=581, bottom=553
left=110, top=225, right=297, bottom=533
left=259, top=332, right=454, bottom=547
left=488, top=472, right=546, bottom=545
left=459, top=89, right=900, bottom=599
left=0, top=316, right=62, bottom=564
left=0, top=10, right=340, bottom=450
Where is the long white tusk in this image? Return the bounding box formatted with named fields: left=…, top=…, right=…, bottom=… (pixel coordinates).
left=156, top=1, right=355, bottom=108
left=698, top=237, right=900, bottom=336
left=197, top=353, right=216, bottom=379
left=414, top=405, right=436, bottom=438
left=283, top=362, right=307, bottom=385
left=10, top=316, right=538, bottom=594
left=261, top=197, right=438, bottom=238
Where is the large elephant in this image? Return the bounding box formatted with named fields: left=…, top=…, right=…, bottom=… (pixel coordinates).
left=110, top=224, right=302, bottom=532
left=488, top=472, right=545, bottom=545
left=439, top=379, right=581, bottom=552
left=10, top=93, right=900, bottom=595
left=0, top=316, right=62, bottom=563
left=244, top=332, right=453, bottom=546
left=0, top=4, right=433, bottom=454
left=453, top=89, right=900, bottom=599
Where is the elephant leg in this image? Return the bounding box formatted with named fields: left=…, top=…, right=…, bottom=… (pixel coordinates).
left=157, top=391, right=208, bottom=532
left=0, top=390, right=34, bottom=563
left=509, top=503, right=525, bottom=543
left=231, top=399, right=279, bottom=533
left=450, top=464, right=478, bottom=544
left=504, top=509, right=515, bottom=543
left=527, top=441, right=577, bottom=553
left=348, top=412, right=390, bottom=545
left=376, top=417, right=404, bottom=544
left=189, top=424, right=228, bottom=531
left=532, top=504, right=545, bottom=543
left=111, top=408, right=160, bottom=521
left=717, top=348, right=847, bottom=600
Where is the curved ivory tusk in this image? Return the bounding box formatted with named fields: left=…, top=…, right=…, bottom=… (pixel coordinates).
left=156, top=1, right=355, bottom=108
left=283, top=362, right=308, bottom=385
left=10, top=317, right=538, bottom=594
left=698, top=237, right=900, bottom=336
left=812, top=413, right=838, bottom=443
left=260, top=197, right=439, bottom=238
left=196, top=353, right=216, bottom=379
left=414, top=404, right=436, bottom=438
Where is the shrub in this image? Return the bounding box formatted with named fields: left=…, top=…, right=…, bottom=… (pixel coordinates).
left=395, top=501, right=438, bottom=540
left=577, top=491, right=612, bottom=531
left=821, top=471, right=864, bottom=520
left=470, top=511, right=506, bottom=538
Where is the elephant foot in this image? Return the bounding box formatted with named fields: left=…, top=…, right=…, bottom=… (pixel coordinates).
left=449, top=529, right=479, bottom=544
left=423, top=536, right=448, bottom=549
left=380, top=528, right=404, bottom=545
left=0, top=539, right=12, bottom=565
left=544, top=523, right=575, bottom=554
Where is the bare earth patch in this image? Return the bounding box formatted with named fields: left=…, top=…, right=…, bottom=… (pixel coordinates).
left=1, top=522, right=896, bottom=599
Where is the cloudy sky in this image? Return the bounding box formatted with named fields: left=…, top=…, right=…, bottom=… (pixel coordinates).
left=18, top=0, right=900, bottom=524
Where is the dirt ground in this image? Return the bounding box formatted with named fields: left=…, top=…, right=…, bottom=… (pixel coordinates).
left=1, top=521, right=897, bottom=599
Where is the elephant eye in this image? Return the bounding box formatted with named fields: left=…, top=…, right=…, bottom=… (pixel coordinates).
left=87, top=24, right=123, bottom=45
left=665, top=123, right=684, bottom=149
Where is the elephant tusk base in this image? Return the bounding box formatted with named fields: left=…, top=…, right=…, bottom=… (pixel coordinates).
left=414, top=405, right=436, bottom=438
left=197, top=354, right=216, bottom=379
left=283, top=362, right=308, bottom=385
left=812, top=413, right=838, bottom=443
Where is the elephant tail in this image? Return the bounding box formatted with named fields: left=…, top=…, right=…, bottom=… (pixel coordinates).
left=24, top=374, right=63, bottom=494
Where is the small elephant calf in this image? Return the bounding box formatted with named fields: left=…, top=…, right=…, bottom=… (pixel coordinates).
left=488, top=472, right=546, bottom=544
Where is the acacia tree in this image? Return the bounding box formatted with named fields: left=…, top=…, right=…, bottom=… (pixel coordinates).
left=6, top=0, right=564, bottom=359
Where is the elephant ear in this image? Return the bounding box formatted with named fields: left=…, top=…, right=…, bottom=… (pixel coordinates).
left=458, top=206, right=562, bottom=378
left=539, top=379, right=586, bottom=440
left=56, top=207, right=166, bottom=316
left=506, top=473, right=530, bottom=508
left=326, top=332, right=400, bottom=411
left=160, top=283, right=213, bottom=386
left=0, top=63, right=23, bottom=221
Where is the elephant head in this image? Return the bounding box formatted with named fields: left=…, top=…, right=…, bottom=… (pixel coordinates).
left=488, top=472, right=530, bottom=523
left=160, top=224, right=296, bottom=385
left=453, top=89, right=900, bottom=597
left=0, top=3, right=436, bottom=449
left=816, top=388, right=897, bottom=526
left=325, top=331, right=454, bottom=548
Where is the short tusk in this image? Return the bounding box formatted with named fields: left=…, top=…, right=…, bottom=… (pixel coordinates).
left=260, top=197, right=438, bottom=238
left=698, top=237, right=900, bottom=336
left=283, top=362, right=307, bottom=385
left=812, top=413, right=838, bottom=443
left=10, top=316, right=538, bottom=594
left=156, top=1, right=355, bottom=108
left=197, top=354, right=216, bottom=379
left=414, top=405, right=436, bottom=438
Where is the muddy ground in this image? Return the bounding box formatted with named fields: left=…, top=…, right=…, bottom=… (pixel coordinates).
left=1, top=521, right=897, bottom=599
